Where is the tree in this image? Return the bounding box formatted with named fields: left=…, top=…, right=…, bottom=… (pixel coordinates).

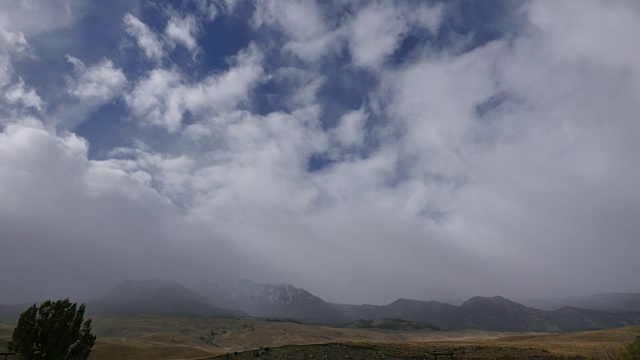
left=618, top=335, right=640, bottom=360
left=8, top=299, right=96, bottom=360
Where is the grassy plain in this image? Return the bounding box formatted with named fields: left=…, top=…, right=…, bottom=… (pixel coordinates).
left=1, top=315, right=639, bottom=359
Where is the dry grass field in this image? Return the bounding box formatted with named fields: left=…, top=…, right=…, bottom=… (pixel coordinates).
left=2, top=315, right=639, bottom=359
left=0, top=322, right=12, bottom=352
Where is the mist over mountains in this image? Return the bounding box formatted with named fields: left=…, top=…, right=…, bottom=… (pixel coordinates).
left=5, top=279, right=639, bottom=334
left=193, top=279, right=342, bottom=322
left=88, top=279, right=246, bottom=318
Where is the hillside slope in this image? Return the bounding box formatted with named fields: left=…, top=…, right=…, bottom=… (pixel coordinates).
left=332, top=295, right=640, bottom=332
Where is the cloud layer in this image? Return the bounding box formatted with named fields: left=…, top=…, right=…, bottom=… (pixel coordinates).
left=1, top=0, right=639, bottom=305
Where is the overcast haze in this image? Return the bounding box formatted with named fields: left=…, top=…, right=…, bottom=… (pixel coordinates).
left=1, top=0, right=640, bottom=306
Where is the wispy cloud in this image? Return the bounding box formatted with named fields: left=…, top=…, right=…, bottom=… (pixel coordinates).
left=124, top=13, right=165, bottom=61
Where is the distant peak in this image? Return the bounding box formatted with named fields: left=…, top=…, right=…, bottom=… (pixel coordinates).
left=389, top=298, right=450, bottom=305
left=466, top=295, right=509, bottom=301
left=215, top=279, right=296, bottom=288
left=461, top=295, right=523, bottom=308
left=390, top=298, right=420, bottom=305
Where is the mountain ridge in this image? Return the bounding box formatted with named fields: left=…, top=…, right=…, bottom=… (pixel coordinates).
left=188, top=280, right=640, bottom=332
left=2, top=279, right=640, bottom=334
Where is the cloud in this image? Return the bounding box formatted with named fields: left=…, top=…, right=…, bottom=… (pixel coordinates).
left=124, top=8, right=209, bottom=62
left=254, top=1, right=326, bottom=42
left=332, top=107, right=366, bottom=148
left=4, top=78, right=44, bottom=111
left=527, top=0, right=640, bottom=70
left=253, top=0, right=340, bottom=62
left=194, top=0, right=218, bottom=21
left=347, top=2, right=443, bottom=69
left=2, top=0, right=640, bottom=305
left=125, top=68, right=183, bottom=131
left=253, top=1, right=443, bottom=67
left=50, top=56, right=128, bottom=128
left=267, top=67, right=325, bottom=109
left=124, top=13, right=165, bottom=61
left=348, top=3, right=409, bottom=69
left=0, top=27, right=28, bottom=53
left=0, top=27, right=30, bottom=87
left=380, top=40, right=502, bottom=179
left=0, top=0, right=80, bottom=37
left=0, top=120, right=260, bottom=303
left=165, top=14, right=200, bottom=55
left=379, top=0, right=640, bottom=297
left=0, top=27, right=43, bottom=121
left=237, top=0, right=640, bottom=301
left=66, top=56, right=127, bottom=107
left=126, top=45, right=263, bottom=132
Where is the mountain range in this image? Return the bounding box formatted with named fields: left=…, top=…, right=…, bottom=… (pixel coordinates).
left=2, top=279, right=640, bottom=333
left=519, top=293, right=640, bottom=313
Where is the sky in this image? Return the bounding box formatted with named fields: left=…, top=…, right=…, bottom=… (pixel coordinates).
left=1, top=0, right=640, bottom=306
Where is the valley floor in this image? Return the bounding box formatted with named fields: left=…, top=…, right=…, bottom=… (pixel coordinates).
left=2, top=315, right=639, bottom=359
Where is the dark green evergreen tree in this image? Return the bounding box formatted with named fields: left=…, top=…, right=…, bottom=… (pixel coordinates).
left=619, top=335, right=640, bottom=360
left=8, top=299, right=96, bottom=360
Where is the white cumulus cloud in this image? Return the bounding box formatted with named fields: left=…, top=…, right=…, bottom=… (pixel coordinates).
left=66, top=56, right=127, bottom=105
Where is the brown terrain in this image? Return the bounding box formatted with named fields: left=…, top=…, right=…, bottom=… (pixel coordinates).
left=1, top=314, right=639, bottom=359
